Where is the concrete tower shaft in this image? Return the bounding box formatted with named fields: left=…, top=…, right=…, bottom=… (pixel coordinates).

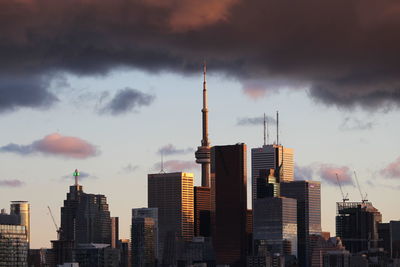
left=195, top=63, right=211, bottom=187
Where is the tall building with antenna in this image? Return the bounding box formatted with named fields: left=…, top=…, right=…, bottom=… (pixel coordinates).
left=195, top=63, right=211, bottom=187
left=251, top=112, right=294, bottom=201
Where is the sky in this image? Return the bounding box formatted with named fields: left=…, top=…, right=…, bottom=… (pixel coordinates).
left=1, top=0, right=400, bottom=248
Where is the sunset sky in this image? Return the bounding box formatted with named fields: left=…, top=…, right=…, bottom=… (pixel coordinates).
left=1, top=0, right=400, bottom=248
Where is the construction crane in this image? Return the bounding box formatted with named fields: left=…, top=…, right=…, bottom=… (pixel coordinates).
left=47, top=206, right=61, bottom=240
left=336, top=173, right=349, bottom=202
left=353, top=171, right=368, bottom=203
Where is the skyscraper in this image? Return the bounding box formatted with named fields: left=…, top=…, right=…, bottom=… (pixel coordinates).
left=60, top=170, right=112, bottom=245
left=131, top=217, right=157, bottom=266
left=336, top=202, right=382, bottom=254
left=148, top=172, right=194, bottom=262
left=195, top=64, right=211, bottom=187
left=281, top=180, right=321, bottom=267
left=10, top=201, right=30, bottom=244
left=251, top=145, right=294, bottom=201
left=212, top=144, right=248, bottom=267
left=0, top=208, right=29, bottom=266
left=253, top=197, right=298, bottom=257
left=111, top=217, right=119, bottom=249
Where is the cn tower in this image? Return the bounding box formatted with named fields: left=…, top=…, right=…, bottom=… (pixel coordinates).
left=195, top=63, right=211, bottom=187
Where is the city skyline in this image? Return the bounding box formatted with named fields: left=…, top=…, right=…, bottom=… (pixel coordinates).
left=1, top=0, right=400, bottom=251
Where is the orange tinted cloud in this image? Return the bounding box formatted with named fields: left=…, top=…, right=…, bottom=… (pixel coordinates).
left=380, top=157, right=400, bottom=179
left=0, top=133, right=98, bottom=159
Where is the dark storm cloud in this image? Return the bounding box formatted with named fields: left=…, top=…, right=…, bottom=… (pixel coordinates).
left=236, top=115, right=276, bottom=126
left=158, top=144, right=194, bottom=156
left=2, top=0, right=400, bottom=110
left=100, top=88, right=154, bottom=115
left=0, top=74, right=58, bottom=112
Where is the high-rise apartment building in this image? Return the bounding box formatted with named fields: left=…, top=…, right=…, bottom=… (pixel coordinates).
left=251, top=145, right=294, bottom=201
left=211, top=144, right=248, bottom=267
left=281, top=180, right=321, bottom=267
left=148, top=172, right=194, bottom=262
left=0, top=224, right=28, bottom=266
left=336, top=202, right=382, bottom=254
left=10, top=201, right=30, bottom=244
left=253, top=197, right=298, bottom=257
left=60, top=174, right=112, bottom=245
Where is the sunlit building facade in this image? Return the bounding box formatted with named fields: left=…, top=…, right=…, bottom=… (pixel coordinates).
left=10, top=201, right=30, bottom=244
left=148, top=172, right=194, bottom=262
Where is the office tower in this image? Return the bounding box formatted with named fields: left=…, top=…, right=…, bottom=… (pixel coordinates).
left=322, top=250, right=351, bottom=267
left=0, top=224, right=28, bottom=266
left=131, top=208, right=158, bottom=267
left=251, top=145, right=294, bottom=201
left=336, top=202, right=382, bottom=254
left=281, top=180, right=321, bottom=267
left=148, top=172, right=194, bottom=262
left=10, top=200, right=30, bottom=243
left=111, top=217, right=119, bottom=249
left=253, top=197, right=297, bottom=257
left=379, top=220, right=400, bottom=259
left=195, top=64, right=211, bottom=187
left=73, top=243, right=120, bottom=267
left=194, top=186, right=211, bottom=237
left=117, top=239, right=131, bottom=267
left=60, top=170, right=112, bottom=245
left=257, top=169, right=280, bottom=199
left=211, top=144, right=247, bottom=267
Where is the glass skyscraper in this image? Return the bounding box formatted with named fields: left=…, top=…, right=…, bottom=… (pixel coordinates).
left=281, top=180, right=321, bottom=267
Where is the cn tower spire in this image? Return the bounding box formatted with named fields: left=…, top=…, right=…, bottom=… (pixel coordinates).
left=195, top=62, right=211, bottom=187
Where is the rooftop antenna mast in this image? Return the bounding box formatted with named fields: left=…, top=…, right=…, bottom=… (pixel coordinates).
left=263, top=113, right=266, bottom=146
left=276, top=111, right=279, bottom=145
left=354, top=171, right=368, bottom=203
left=336, top=173, right=349, bottom=203
left=160, top=151, right=165, bottom=173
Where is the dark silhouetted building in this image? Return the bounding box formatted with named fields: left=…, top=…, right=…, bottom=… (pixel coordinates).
left=281, top=180, right=321, bottom=267
left=148, top=172, right=194, bottom=264
left=131, top=208, right=158, bottom=267
left=73, top=243, right=120, bottom=267
left=211, top=143, right=247, bottom=267
left=117, top=239, right=131, bottom=267
left=336, top=202, right=381, bottom=254
left=378, top=220, right=400, bottom=259
left=194, top=186, right=211, bottom=237
left=60, top=182, right=112, bottom=245
left=253, top=197, right=298, bottom=257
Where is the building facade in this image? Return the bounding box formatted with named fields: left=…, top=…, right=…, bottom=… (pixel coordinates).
left=281, top=180, right=321, bottom=267
left=251, top=145, right=294, bottom=202
left=60, top=184, right=112, bottom=245
left=194, top=186, right=211, bottom=237
left=336, top=202, right=382, bottom=254
left=211, top=144, right=248, bottom=267
left=0, top=224, right=28, bottom=266
left=148, top=172, right=194, bottom=263
left=253, top=197, right=298, bottom=257
left=10, top=201, right=30, bottom=244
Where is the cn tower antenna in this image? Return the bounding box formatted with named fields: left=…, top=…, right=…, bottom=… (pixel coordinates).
left=276, top=111, right=279, bottom=145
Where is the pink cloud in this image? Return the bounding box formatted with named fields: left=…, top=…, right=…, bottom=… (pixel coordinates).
left=380, top=157, right=400, bottom=179
left=318, top=164, right=353, bottom=185
left=154, top=160, right=198, bottom=172
left=0, top=179, right=25, bottom=187
left=0, top=133, right=98, bottom=159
